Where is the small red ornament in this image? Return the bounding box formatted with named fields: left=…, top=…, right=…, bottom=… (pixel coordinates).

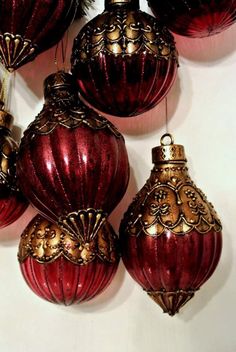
left=17, top=70, right=129, bottom=231
left=0, top=0, right=78, bottom=71
left=148, top=0, right=236, bottom=38
left=120, top=134, right=222, bottom=316
left=71, top=0, right=178, bottom=117
left=18, top=214, right=119, bottom=305
left=0, top=101, right=27, bottom=228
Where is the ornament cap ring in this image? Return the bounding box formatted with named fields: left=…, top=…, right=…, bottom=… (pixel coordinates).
left=160, top=133, right=174, bottom=146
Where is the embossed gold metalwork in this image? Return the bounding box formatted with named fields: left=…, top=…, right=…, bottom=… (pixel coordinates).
left=147, top=289, right=196, bottom=316
left=18, top=211, right=119, bottom=265
left=0, top=33, right=37, bottom=72
left=122, top=133, right=222, bottom=236
left=73, top=4, right=178, bottom=62
left=21, top=71, right=121, bottom=140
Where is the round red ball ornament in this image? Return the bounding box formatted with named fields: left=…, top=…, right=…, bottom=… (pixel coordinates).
left=0, top=0, right=79, bottom=71
left=120, top=134, right=222, bottom=316
left=18, top=214, right=119, bottom=305
left=17, top=71, right=129, bottom=230
left=148, top=0, right=236, bottom=38
left=71, top=0, right=178, bottom=117
left=0, top=101, right=27, bottom=228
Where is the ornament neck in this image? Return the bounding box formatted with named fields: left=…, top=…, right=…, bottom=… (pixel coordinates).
left=44, top=71, right=78, bottom=104
left=105, top=0, right=140, bottom=11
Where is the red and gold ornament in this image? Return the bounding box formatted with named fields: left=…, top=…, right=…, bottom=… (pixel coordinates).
left=0, top=0, right=79, bottom=71
left=71, top=0, right=178, bottom=117
left=0, top=101, right=27, bottom=228
left=120, top=134, right=222, bottom=316
left=148, top=0, right=236, bottom=38
left=16, top=71, right=129, bottom=304
left=18, top=214, right=119, bottom=305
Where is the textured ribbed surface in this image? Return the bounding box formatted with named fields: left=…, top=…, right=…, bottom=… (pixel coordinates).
left=17, top=125, right=129, bottom=222
left=75, top=53, right=177, bottom=117
left=121, top=229, right=222, bottom=314
left=149, top=0, right=236, bottom=38
left=0, top=193, right=27, bottom=228
left=0, top=0, right=77, bottom=69
left=71, top=8, right=178, bottom=117
left=20, top=256, right=118, bottom=305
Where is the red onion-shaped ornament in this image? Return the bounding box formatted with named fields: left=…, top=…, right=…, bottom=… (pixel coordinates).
left=120, top=134, right=222, bottom=316
left=148, top=0, right=236, bottom=38
left=71, top=0, right=178, bottom=117
left=0, top=101, right=27, bottom=228
left=0, top=0, right=79, bottom=71
left=17, top=70, right=129, bottom=231
left=18, top=214, right=119, bottom=305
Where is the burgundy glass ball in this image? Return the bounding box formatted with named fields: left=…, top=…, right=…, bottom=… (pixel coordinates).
left=16, top=71, right=129, bottom=223
left=71, top=0, right=178, bottom=117
left=0, top=0, right=78, bottom=71
left=120, top=134, right=222, bottom=315
left=18, top=215, right=119, bottom=305
left=148, top=0, right=236, bottom=38
left=0, top=105, right=27, bottom=228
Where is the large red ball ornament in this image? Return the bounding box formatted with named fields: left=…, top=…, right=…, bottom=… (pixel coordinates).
left=148, top=0, right=236, bottom=38
left=17, top=71, right=129, bottom=232
left=120, top=134, right=222, bottom=316
left=71, top=0, right=178, bottom=117
left=0, top=0, right=79, bottom=71
left=0, top=101, right=27, bottom=228
left=18, top=214, right=119, bottom=305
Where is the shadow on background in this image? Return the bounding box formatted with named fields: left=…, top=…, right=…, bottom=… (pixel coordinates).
left=18, top=19, right=86, bottom=100
left=175, top=24, right=236, bottom=63
left=0, top=205, right=37, bottom=247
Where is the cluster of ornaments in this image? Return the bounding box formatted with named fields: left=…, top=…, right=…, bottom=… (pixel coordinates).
left=0, top=0, right=233, bottom=314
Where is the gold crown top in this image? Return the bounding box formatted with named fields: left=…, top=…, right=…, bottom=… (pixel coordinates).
left=152, top=133, right=187, bottom=164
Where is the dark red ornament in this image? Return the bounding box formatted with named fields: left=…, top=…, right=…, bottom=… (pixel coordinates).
left=71, top=0, right=178, bottom=117
left=18, top=214, right=119, bottom=305
left=0, top=0, right=79, bottom=71
left=148, top=0, right=236, bottom=38
left=0, top=101, right=27, bottom=228
left=120, top=134, right=222, bottom=316
left=17, top=70, right=129, bottom=231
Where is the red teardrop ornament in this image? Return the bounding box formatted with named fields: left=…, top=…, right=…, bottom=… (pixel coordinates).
left=18, top=214, right=119, bottom=305
left=0, top=102, right=27, bottom=228
left=71, top=0, right=178, bottom=117
left=17, top=71, right=129, bottom=228
left=0, top=0, right=78, bottom=71
left=120, top=134, right=222, bottom=316
left=148, top=0, right=236, bottom=38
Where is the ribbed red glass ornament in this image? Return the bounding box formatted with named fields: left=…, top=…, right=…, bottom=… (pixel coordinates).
left=148, top=0, right=236, bottom=38
left=120, top=134, right=222, bottom=315
left=0, top=0, right=78, bottom=71
left=16, top=71, right=129, bottom=223
left=0, top=102, right=27, bottom=228
left=18, top=215, right=119, bottom=305
left=71, top=0, right=178, bottom=117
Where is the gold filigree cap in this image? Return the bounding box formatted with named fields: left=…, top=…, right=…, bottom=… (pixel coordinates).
left=152, top=133, right=187, bottom=164
left=44, top=70, right=77, bottom=99
left=0, top=101, right=13, bottom=130
left=105, top=0, right=139, bottom=10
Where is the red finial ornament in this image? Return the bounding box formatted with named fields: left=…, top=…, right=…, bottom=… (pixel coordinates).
left=120, top=134, right=222, bottom=316
left=0, top=0, right=79, bottom=71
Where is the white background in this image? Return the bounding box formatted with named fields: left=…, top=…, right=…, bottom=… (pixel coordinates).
left=0, top=1, right=235, bottom=351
